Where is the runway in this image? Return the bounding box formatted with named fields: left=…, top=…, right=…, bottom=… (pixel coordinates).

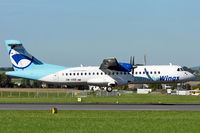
left=0, top=103, right=200, bottom=111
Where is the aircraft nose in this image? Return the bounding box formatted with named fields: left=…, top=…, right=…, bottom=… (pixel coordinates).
left=190, top=73, right=196, bottom=80
left=187, top=72, right=196, bottom=80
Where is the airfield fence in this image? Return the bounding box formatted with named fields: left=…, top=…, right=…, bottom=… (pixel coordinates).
left=0, top=89, right=125, bottom=98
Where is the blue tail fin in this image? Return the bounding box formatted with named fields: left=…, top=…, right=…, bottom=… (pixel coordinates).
left=5, top=40, right=44, bottom=71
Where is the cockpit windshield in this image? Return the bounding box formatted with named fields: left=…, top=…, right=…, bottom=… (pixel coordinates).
left=177, top=68, right=184, bottom=71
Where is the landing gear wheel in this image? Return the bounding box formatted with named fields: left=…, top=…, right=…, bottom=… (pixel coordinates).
left=106, top=87, right=113, bottom=92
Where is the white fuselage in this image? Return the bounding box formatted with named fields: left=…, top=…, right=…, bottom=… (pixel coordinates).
left=39, top=65, right=195, bottom=87
left=40, top=66, right=134, bottom=87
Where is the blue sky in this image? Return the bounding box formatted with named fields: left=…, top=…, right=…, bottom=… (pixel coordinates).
left=0, top=0, right=200, bottom=67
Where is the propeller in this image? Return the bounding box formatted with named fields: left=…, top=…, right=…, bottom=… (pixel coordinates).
left=130, top=56, right=136, bottom=75
left=129, top=55, right=146, bottom=75
left=144, top=54, right=146, bottom=66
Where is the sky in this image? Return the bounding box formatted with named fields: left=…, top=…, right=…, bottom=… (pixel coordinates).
left=0, top=0, right=200, bottom=67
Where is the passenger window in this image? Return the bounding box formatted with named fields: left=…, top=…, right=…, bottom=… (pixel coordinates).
left=150, top=72, right=152, bottom=74
left=73, top=73, right=75, bottom=76
left=81, top=73, right=83, bottom=75
left=89, top=73, right=91, bottom=75
left=93, top=72, right=95, bottom=75
left=112, top=72, right=115, bottom=75
left=143, top=72, right=145, bottom=74
left=158, top=71, right=160, bottom=74
left=154, top=71, right=156, bottom=74
left=124, top=72, right=126, bottom=75
left=97, top=72, right=99, bottom=75
left=135, top=72, right=137, bottom=75
left=85, top=73, right=87, bottom=75
left=101, top=72, right=103, bottom=75
left=66, top=73, right=68, bottom=76
left=139, top=72, right=141, bottom=74
left=116, top=72, right=119, bottom=75
left=70, top=73, right=72, bottom=76
left=77, top=73, right=79, bottom=76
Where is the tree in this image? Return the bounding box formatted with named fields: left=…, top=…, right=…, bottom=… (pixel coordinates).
left=47, top=83, right=61, bottom=88
left=148, top=84, right=162, bottom=90
left=0, top=74, right=2, bottom=87
left=21, top=79, right=31, bottom=88
left=192, top=84, right=200, bottom=90
left=171, top=83, right=178, bottom=90
left=32, top=80, right=42, bottom=88
left=185, top=84, right=191, bottom=90
left=0, top=73, right=13, bottom=88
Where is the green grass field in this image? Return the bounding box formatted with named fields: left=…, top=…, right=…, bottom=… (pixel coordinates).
left=0, top=111, right=199, bottom=133
left=0, top=71, right=6, bottom=74
left=0, top=93, right=200, bottom=103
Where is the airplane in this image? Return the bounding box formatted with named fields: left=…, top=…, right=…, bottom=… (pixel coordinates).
left=5, top=40, right=195, bottom=92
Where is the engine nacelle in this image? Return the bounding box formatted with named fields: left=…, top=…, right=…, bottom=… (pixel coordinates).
left=118, top=62, right=132, bottom=72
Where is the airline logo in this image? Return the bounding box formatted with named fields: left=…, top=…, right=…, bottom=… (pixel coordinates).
left=160, top=76, right=180, bottom=81
left=9, top=48, right=33, bottom=69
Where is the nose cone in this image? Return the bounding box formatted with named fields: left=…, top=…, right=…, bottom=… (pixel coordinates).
left=187, top=72, right=196, bottom=81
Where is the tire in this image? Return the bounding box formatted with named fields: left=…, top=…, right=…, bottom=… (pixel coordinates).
left=106, top=87, right=113, bottom=92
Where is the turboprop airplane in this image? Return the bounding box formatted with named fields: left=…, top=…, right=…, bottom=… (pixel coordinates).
left=5, top=40, right=195, bottom=92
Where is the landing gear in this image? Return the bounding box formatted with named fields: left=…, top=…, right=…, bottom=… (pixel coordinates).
left=106, top=87, right=113, bottom=92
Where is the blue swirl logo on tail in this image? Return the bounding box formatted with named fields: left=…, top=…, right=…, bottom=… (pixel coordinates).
left=12, top=54, right=30, bottom=65
left=9, top=49, right=33, bottom=69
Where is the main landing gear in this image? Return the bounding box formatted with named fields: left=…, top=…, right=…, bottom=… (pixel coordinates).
left=106, top=87, right=113, bottom=92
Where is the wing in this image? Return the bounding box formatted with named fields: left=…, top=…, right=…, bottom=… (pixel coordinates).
left=100, top=58, right=132, bottom=72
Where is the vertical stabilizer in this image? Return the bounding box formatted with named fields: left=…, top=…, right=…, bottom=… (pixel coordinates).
left=5, top=40, right=43, bottom=71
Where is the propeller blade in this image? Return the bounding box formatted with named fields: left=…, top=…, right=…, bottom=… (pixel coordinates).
left=144, top=54, right=146, bottom=65
left=130, top=56, right=133, bottom=65
left=130, top=56, right=135, bottom=75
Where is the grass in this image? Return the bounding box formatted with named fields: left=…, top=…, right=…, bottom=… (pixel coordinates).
left=0, top=110, right=200, bottom=133
left=0, top=71, right=6, bottom=74
left=0, top=93, right=200, bottom=103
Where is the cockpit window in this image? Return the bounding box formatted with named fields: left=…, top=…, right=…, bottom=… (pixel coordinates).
left=177, top=68, right=184, bottom=71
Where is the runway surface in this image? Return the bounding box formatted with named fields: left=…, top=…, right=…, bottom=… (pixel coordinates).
left=0, top=103, right=200, bottom=111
